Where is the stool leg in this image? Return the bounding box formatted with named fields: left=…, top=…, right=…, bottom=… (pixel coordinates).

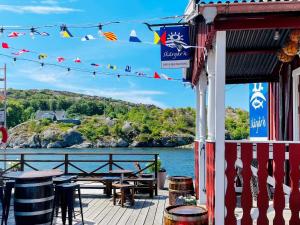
left=61, top=192, right=67, bottom=225
left=113, top=188, right=116, bottom=205
left=121, top=189, right=124, bottom=208
left=77, top=188, right=84, bottom=225
left=67, top=190, right=74, bottom=225
left=4, top=186, right=12, bottom=225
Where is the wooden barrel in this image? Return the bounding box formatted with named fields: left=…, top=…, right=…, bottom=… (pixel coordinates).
left=164, top=205, right=208, bottom=225
left=14, top=177, right=54, bottom=225
left=168, top=176, right=194, bottom=205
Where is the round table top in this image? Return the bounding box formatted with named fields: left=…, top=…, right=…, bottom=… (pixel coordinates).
left=3, top=169, right=64, bottom=179
left=109, top=169, right=133, bottom=174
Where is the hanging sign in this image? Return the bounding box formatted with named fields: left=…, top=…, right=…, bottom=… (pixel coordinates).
left=249, top=83, right=269, bottom=140
left=160, top=26, right=190, bottom=69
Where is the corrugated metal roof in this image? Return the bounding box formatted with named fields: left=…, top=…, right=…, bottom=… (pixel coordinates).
left=225, top=29, right=289, bottom=83
left=227, top=29, right=289, bottom=49
left=197, top=0, right=300, bottom=5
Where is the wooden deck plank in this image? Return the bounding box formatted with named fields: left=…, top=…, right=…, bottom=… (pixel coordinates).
left=153, top=195, right=167, bottom=225
left=134, top=199, right=153, bottom=225
left=4, top=189, right=168, bottom=225
left=125, top=199, right=146, bottom=225
left=143, top=196, right=161, bottom=225
left=108, top=205, right=128, bottom=225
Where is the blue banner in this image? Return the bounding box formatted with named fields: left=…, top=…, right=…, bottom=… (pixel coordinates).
left=249, top=83, right=269, bottom=140
left=160, top=26, right=190, bottom=69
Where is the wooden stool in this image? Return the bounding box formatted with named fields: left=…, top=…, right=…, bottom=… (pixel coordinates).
left=112, top=183, right=135, bottom=207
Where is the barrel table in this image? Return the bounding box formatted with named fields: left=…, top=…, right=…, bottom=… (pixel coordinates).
left=168, top=176, right=194, bottom=206
left=164, top=205, right=208, bottom=225
left=3, top=169, right=63, bottom=225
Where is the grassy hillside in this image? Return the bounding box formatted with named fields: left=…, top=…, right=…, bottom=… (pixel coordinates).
left=4, top=89, right=249, bottom=148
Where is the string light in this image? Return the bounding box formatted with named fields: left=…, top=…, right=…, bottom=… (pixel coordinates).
left=40, top=62, right=44, bottom=67
left=30, top=27, right=36, bottom=39
left=98, top=24, right=103, bottom=36
left=0, top=27, right=3, bottom=37
left=60, top=25, right=67, bottom=37
left=0, top=53, right=181, bottom=81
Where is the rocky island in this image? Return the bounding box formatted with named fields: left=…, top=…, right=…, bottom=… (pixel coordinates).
left=4, top=89, right=248, bottom=149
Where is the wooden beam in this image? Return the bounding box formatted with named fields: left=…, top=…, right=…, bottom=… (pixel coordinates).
left=199, top=2, right=300, bottom=15
left=214, top=13, right=300, bottom=30
left=226, top=75, right=279, bottom=84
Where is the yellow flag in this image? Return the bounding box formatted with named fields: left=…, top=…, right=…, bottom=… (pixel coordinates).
left=154, top=31, right=160, bottom=44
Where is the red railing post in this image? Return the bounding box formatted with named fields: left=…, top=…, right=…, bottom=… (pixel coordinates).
left=206, top=141, right=215, bottom=225
left=289, top=144, right=300, bottom=225
left=257, top=143, right=269, bottom=225
left=273, top=143, right=285, bottom=225
left=225, top=142, right=237, bottom=225
left=240, top=143, right=253, bottom=225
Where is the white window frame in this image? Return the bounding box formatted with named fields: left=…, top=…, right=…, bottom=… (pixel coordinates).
left=292, top=67, right=300, bottom=141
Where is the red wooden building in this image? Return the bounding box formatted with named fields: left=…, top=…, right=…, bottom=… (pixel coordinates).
left=184, top=1, right=300, bottom=224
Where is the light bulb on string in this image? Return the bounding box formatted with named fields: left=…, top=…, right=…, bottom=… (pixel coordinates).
left=93, top=71, right=96, bottom=76
left=40, top=62, right=44, bottom=68
left=0, top=27, right=4, bottom=37
left=30, top=27, right=35, bottom=39
left=98, top=24, right=103, bottom=36
left=12, top=57, right=16, bottom=65
left=117, top=74, right=120, bottom=79
left=60, top=25, right=66, bottom=37
left=67, top=68, right=71, bottom=73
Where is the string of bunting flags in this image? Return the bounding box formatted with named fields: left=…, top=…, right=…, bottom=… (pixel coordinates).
left=0, top=42, right=177, bottom=81
left=1, top=41, right=155, bottom=76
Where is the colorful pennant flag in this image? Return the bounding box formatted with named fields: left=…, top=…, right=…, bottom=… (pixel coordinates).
left=154, top=72, right=161, bottom=79
left=38, top=53, right=47, bottom=60
left=60, top=25, right=73, bottom=38
left=12, top=49, right=30, bottom=55
left=161, top=74, right=173, bottom=80
left=57, top=57, right=65, bottom=63
left=74, top=57, right=81, bottom=63
left=154, top=31, right=166, bottom=45
left=36, top=31, right=50, bottom=36
left=8, top=32, right=25, bottom=38
left=129, top=30, right=141, bottom=43
left=81, top=35, right=96, bottom=41
left=107, top=64, right=117, bottom=70
left=1, top=42, right=9, bottom=49
left=91, top=63, right=99, bottom=67
left=125, top=65, right=131, bottom=72
left=102, top=32, right=117, bottom=41
left=135, top=71, right=146, bottom=76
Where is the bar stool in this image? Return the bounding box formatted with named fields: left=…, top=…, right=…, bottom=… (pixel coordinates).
left=1, top=180, right=15, bottom=225
left=53, top=183, right=84, bottom=225
left=53, top=175, right=77, bottom=217
left=112, top=183, right=135, bottom=207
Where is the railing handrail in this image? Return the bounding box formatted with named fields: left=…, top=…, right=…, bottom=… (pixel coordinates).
left=225, top=140, right=300, bottom=144
left=0, top=152, right=159, bottom=156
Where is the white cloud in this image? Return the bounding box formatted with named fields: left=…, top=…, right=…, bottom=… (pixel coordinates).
left=0, top=4, right=80, bottom=14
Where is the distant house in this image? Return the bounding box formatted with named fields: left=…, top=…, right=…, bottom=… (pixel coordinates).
left=35, top=110, right=81, bottom=125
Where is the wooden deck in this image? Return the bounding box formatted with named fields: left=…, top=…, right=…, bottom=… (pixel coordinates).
left=5, top=184, right=169, bottom=225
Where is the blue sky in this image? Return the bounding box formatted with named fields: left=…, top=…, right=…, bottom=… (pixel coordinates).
left=0, top=0, right=248, bottom=110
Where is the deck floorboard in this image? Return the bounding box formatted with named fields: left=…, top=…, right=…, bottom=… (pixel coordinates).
left=4, top=186, right=168, bottom=225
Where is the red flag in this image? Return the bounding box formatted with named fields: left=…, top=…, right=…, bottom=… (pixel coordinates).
left=8, top=32, right=25, bottom=38
left=1, top=42, right=9, bottom=49
left=74, top=57, right=81, bottom=63
left=57, top=57, right=65, bottom=63
left=160, top=31, right=167, bottom=46
left=154, top=72, right=161, bottom=79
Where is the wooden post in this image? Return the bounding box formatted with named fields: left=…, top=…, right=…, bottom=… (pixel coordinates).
left=292, top=67, right=300, bottom=141
left=199, top=72, right=207, bottom=204
left=155, top=154, right=158, bottom=196
left=109, top=154, right=113, bottom=171
left=214, top=30, right=226, bottom=225
left=20, top=154, right=25, bottom=171
left=207, top=49, right=216, bottom=141
left=64, top=154, right=68, bottom=174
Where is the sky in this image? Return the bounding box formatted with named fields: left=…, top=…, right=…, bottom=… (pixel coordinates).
left=0, top=0, right=249, bottom=110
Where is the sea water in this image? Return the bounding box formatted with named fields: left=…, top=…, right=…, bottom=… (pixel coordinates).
left=1, top=148, right=194, bottom=178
